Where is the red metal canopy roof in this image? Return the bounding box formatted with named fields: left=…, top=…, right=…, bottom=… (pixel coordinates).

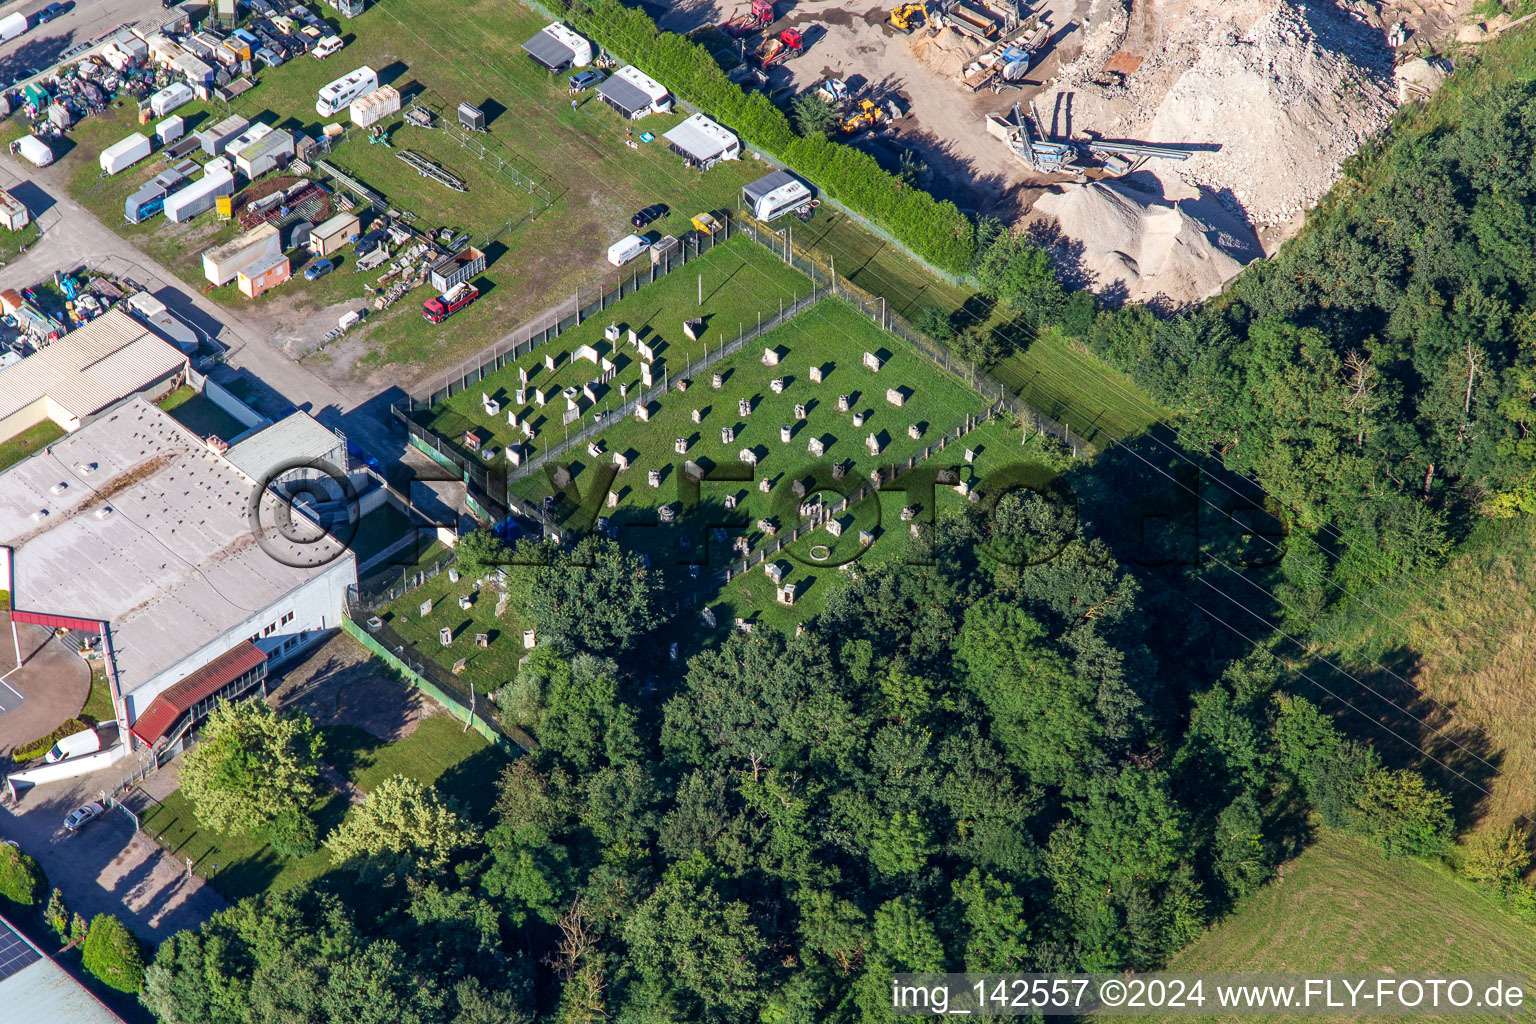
left=129, top=641, right=267, bottom=745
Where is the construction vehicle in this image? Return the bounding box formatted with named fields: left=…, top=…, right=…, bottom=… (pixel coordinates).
left=888, top=2, right=926, bottom=32
left=814, top=77, right=851, bottom=107
left=839, top=98, right=888, bottom=135
left=987, top=99, right=1193, bottom=177
left=721, top=0, right=774, bottom=37
left=753, top=28, right=804, bottom=67
left=422, top=282, right=480, bottom=323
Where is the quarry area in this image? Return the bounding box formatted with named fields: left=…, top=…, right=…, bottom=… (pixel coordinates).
left=668, top=0, right=1494, bottom=305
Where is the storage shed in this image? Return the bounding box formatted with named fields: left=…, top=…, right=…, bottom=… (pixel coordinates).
left=428, top=246, right=486, bottom=292
left=0, top=187, right=28, bottom=231
left=237, top=252, right=290, bottom=298
left=349, top=85, right=399, bottom=127
left=199, top=114, right=249, bottom=156
left=521, top=22, right=593, bottom=71
left=150, top=82, right=194, bottom=118
left=203, top=222, right=281, bottom=286
left=224, top=122, right=274, bottom=161
left=308, top=211, right=360, bottom=257
left=663, top=113, right=740, bottom=169
left=232, top=128, right=294, bottom=178
left=595, top=66, right=671, bottom=120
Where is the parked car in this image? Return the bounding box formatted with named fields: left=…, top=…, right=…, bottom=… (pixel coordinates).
left=37, top=3, right=66, bottom=23
left=567, top=69, right=604, bottom=92
left=257, top=47, right=284, bottom=67
left=631, top=203, right=668, bottom=229
left=63, top=802, right=104, bottom=832
left=304, top=258, right=335, bottom=281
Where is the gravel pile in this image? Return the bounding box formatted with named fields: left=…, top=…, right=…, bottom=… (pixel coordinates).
left=1042, top=0, right=1395, bottom=228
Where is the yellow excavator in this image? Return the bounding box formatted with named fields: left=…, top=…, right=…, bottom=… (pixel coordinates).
left=839, top=98, right=889, bottom=135
left=888, top=2, right=926, bottom=32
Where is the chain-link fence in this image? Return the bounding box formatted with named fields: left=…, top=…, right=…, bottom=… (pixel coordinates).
left=402, top=222, right=737, bottom=410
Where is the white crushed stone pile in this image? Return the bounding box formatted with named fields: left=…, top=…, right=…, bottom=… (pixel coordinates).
left=1033, top=176, right=1259, bottom=306
left=1041, top=0, right=1395, bottom=228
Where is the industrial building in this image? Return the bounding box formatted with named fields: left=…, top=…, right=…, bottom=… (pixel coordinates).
left=595, top=65, right=671, bottom=119
left=0, top=913, right=126, bottom=1024
left=663, top=113, right=740, bottom=169
left=0, top=398, right=356, bottom=760
left=0, top=308, right=188, bottom=442
left=522, top=22, right=593, bottom=71
left=203, top=222, right=282, bottom=286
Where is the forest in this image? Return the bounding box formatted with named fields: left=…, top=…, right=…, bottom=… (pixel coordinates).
left=127, top=30, right=1536, bottom=1024
left=142, top=499, right=1452, bottom=1023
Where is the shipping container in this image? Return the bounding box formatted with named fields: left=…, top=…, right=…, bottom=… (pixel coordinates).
left=100, top=132, right=153, bottom=174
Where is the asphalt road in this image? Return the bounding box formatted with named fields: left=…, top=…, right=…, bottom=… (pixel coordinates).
left=0, top=0, right=164, bottom=87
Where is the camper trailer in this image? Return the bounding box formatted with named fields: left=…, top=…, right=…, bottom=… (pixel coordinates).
left=316, top=65, right=378, bottom=116
left=742, top=170, right=813, bottom=221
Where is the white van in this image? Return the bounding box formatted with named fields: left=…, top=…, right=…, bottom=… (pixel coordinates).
left=607, top=234, right=650, bottom=267
left=45, top=728, right=102, bottom=763
left=312, top=35, right=343, bottom=59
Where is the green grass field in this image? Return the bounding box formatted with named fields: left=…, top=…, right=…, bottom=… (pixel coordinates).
left=1155, top=831, right=1536, bottom=1023
left=138, top=716, right=500, bottom=901
left=991, top=327, right=1166, bottom=446
left=422, top=234, right=812, bottom=461
left=0, top=420, right=65, bottom=472
left=378, top=562, right=534, bottom=696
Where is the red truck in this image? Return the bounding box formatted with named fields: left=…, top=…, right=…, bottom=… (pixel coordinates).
left=753, top=28, right=804, bottom=67
left=721, top=0, right=774, bottom=37
left=422, top=282, right=479, bottom=323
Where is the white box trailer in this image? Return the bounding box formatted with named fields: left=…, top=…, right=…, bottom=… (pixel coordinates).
left=100, top=132, right=153, bottom=175
left=15, top=135, right=53, bottom=167
left=164, top=166, right=235, bottom=223
left=156, top=115, right=186, bottom=145
left=316, top=65, right=377, bottom=116
left=0, top=11, right=29, bottom=43
left=150, top=82, right=195, bottom=118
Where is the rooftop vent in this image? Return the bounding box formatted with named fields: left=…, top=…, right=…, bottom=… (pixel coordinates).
left=31, top=509, right=48, bottom=521
left=50, top=481, right=68, bottom=494
left=94, top=506, right=113, bottom=519
left=75, top=462, right=97, bottom=474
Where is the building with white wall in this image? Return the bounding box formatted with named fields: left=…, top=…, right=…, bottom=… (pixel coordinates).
left=0, top=398, right=356, bottom=761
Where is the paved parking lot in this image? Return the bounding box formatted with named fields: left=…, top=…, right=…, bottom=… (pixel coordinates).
left=0, top=613, right=89, bottom=757
left=0, top=762, right=225, bottom=942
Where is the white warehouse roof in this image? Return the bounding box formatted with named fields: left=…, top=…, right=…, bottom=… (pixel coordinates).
left=0, top=397, right=351, bottom=699
left=0, top=309, right=188, bottom=425
left=0, top=914, right=124, bottom=1024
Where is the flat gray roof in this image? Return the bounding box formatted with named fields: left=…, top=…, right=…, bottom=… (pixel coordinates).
left=0, top=398, right=350, bottom=697
left=596, top=75, right=652, bottom=115
left=522, top=27, right=573, bottom=69
left=224, top=411, right=344, bottom=483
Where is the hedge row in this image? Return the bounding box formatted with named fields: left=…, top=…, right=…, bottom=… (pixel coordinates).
left=12, top=717, right=91, bottom=763
left=561, top=0, right=977, bottom=274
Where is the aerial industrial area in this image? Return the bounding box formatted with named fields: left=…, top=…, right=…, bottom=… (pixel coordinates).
left=0, top=0, right=1528, bottom=1016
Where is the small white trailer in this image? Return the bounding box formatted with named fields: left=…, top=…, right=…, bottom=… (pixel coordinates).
left=100, top=133, right=153, bottom=175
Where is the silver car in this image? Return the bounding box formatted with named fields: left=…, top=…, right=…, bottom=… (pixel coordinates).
left=63, top=802, right=104, bottom=831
